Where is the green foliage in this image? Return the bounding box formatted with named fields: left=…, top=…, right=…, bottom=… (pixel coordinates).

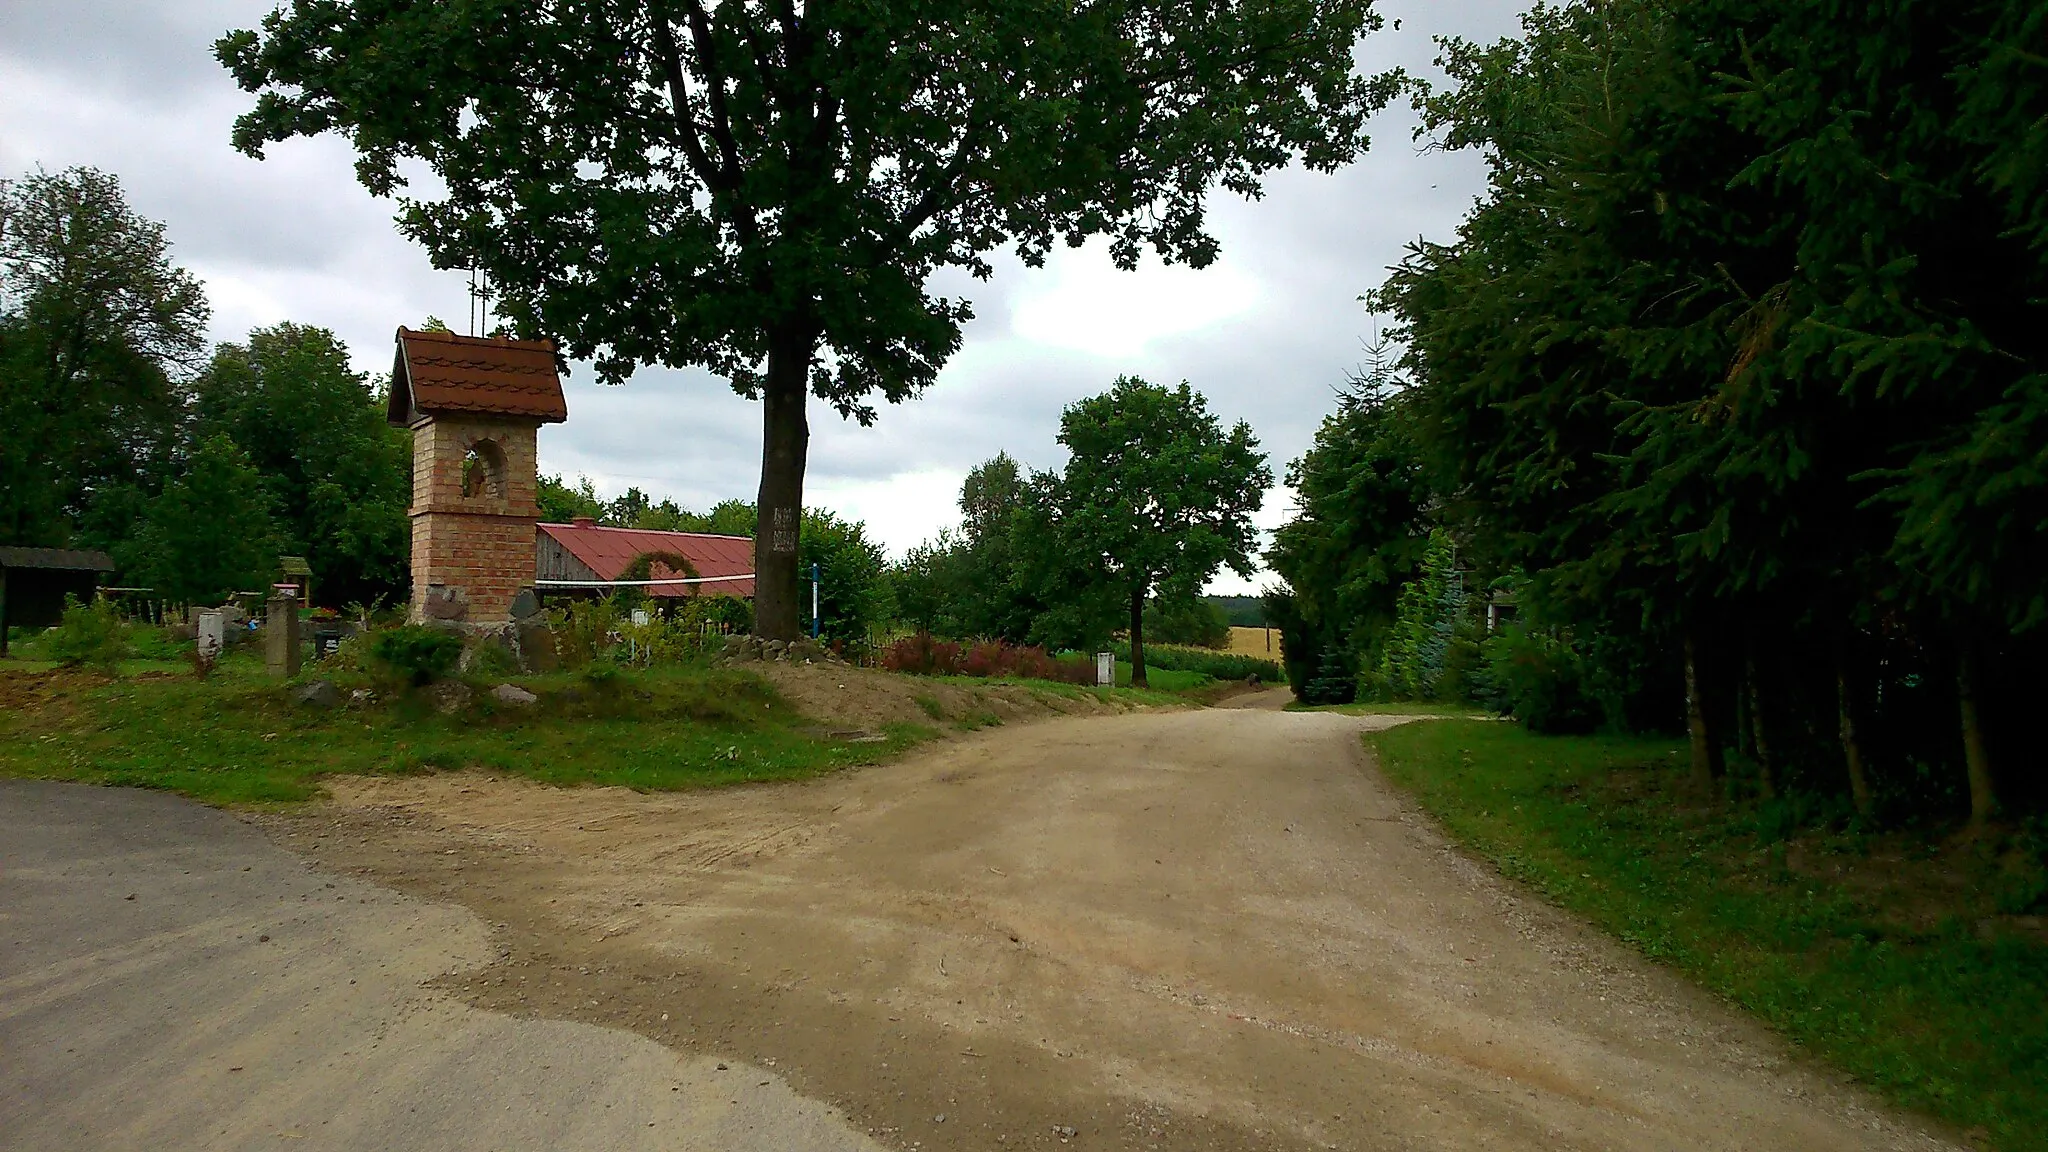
left=1106, top=642, right=1280, bottom=684
left=1205, top=595, right=1267, bottom=628
left=538, top=474, right=607, bottom=524
left=888, top=453, right=1066, bottom=646
left=1371, top=720, right=2048, bottom=1149
left=799, top=509, right=888, bottom=648
left=1299, top=643, right=1357, bottom=706
left=1143, top=594, right=1230, bottom=649
left=192, top=324, right=409, bottom=606
left=368, top=625, right=464, bottom=686
left=0, top=167, right=207, bottom=549
left=1039, top=377, right=1271, bottom=683
left=1244, top=0, right=2048, bottom=824
left=1481, top=625, right=1600, bottom=735
left=1364, top=528, right=1463, bottom=701
left=46, top=596, right=129, bottom=672
left=546, top=599, right=621, bottom=670
left=545, top=593, right=751, bottom=670
left=120, top=434, right=279, bottom=604
left=1265, top=379, right=1435, bottom=701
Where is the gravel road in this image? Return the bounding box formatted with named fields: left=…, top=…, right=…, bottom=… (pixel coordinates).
left=4, top=706, right=1961, bottom=1150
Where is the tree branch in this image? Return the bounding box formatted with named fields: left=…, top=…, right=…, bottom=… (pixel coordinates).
left=681, top=0, right=753, bottom=199
left=887, top=120, right=989, bottom=256
left=646, top=2, right=725, bottom=196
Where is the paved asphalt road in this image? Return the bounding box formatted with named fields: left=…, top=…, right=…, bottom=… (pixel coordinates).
left=0, top=779, right=878, bottom=1152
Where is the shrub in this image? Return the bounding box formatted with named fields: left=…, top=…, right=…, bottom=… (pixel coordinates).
left=1482, top=624, right=1599, bottom=734
left=547, top=599, right=622, bottom=669
left=546, top=595, right=748, bottom=669
left=47, top=596, right=129, bottom=672
left=884, top=633, right=1094, bottom=684
left=368, top=625, right=464, bottom=686
left=1299, top=643, right=1357, bottom=705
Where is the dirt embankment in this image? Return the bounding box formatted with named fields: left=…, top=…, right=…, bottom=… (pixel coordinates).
left=269, top=707, right=1957, bottom=1152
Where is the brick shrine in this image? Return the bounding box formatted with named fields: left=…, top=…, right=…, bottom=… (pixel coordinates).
left=388, top=327, right=568, bottom=625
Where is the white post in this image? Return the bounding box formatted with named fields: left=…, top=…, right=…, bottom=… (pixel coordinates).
left=1095, top=651, right=1115, bottom=687
left=196, top=609, right=225, bottom=666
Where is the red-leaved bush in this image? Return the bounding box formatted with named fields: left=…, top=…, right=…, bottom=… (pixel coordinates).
left=884, top=633, right=1095, bottom=685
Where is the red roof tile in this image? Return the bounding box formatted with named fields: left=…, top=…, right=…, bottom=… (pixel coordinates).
left=390, top=328, right=568, bottom=424
left=539, top=522, right=754, bottom=599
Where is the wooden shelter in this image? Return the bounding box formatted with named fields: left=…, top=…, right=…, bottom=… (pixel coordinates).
left=0, top=547, right=116, bottom=657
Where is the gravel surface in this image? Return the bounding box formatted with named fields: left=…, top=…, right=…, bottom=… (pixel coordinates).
left=263, top=707, right=1960, bottom=1152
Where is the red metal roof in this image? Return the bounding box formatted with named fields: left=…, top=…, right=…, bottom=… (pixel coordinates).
left=538, top=522, right=754, bottom=599
left=390, top=327, right=568, bottom=424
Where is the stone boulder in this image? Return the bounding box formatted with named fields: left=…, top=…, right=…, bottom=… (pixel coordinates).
left=292, top=679, right=342, bottom=710
left=491, top=683, right=538, bottom=707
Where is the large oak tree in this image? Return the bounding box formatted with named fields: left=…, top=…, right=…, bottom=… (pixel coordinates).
left=219, top=0, right=1395, bottom=636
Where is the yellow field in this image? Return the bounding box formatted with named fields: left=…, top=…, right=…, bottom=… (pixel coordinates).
left=1225, top=625, right=1282, bottom=659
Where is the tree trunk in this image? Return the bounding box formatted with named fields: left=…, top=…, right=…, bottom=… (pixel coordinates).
left=1958, top=647, right=1997, bottom=832
left=1128, top=588, right=1148, bottom=689
left=752, top=321, right=817, bottom=640
left=1683, top=630, right=1722, bottom=793
left=1744, top=638, right=1775, bottom=801
left=1835, top=653, right=1873, bottom=818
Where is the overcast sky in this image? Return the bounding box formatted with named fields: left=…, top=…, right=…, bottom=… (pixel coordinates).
left=0, top=0, right=1528, bottom=595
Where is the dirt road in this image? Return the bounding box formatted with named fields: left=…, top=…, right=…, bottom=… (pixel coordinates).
left=271, top=707, right=1954, bottom=1152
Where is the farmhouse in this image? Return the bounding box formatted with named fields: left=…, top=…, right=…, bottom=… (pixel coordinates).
left=537, top=519, right=755, bottom=600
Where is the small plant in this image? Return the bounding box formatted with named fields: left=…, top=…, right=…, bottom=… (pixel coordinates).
left=368, top=625, right=464, bottom=686
left=915, top=693, right=946, bottom=720
left=464, top=640, right=520, bottom=678
left=47, top=596, right=130, bottom=673
left=1481, top=624, right=1599, bottom=734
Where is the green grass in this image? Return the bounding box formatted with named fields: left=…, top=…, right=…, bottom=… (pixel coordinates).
left=1114, top=660, right=1209, bottom=692
left=923, top=673, right=1191, bottom=709
left=1369, top=719, right=2048, bottom=1149
left=1290, top=699, right=1489, bottom=717
left=0, top=657, right=935, bottom=805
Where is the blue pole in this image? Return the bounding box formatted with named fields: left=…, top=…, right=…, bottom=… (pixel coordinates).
left=811, top=563, right=821, bottom=638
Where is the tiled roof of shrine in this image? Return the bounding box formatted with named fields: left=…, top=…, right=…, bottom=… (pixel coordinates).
left=389, top=327, right=568, bottom=424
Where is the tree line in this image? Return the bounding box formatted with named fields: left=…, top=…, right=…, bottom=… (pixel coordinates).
left=889, top=377, right=1268, bottom=685
left=0, top=168, right=410, bottom=609
left=1268, top=0, right=2047, bottom=829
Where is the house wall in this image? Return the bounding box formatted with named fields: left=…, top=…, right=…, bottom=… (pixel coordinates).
left=535, top=533, right=599, bottom=583
left=406, top=414, right=542, bottom=624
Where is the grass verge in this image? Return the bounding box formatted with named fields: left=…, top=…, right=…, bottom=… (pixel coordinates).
left=1368, top=719, right=2048, bottom=1150
left=1290, top=700, right=1489, bottom=717
left=0, top=658, right=935, bottom=806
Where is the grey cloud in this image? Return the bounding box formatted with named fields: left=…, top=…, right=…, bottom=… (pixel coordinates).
left=0, top=0, right=275, bottom=101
